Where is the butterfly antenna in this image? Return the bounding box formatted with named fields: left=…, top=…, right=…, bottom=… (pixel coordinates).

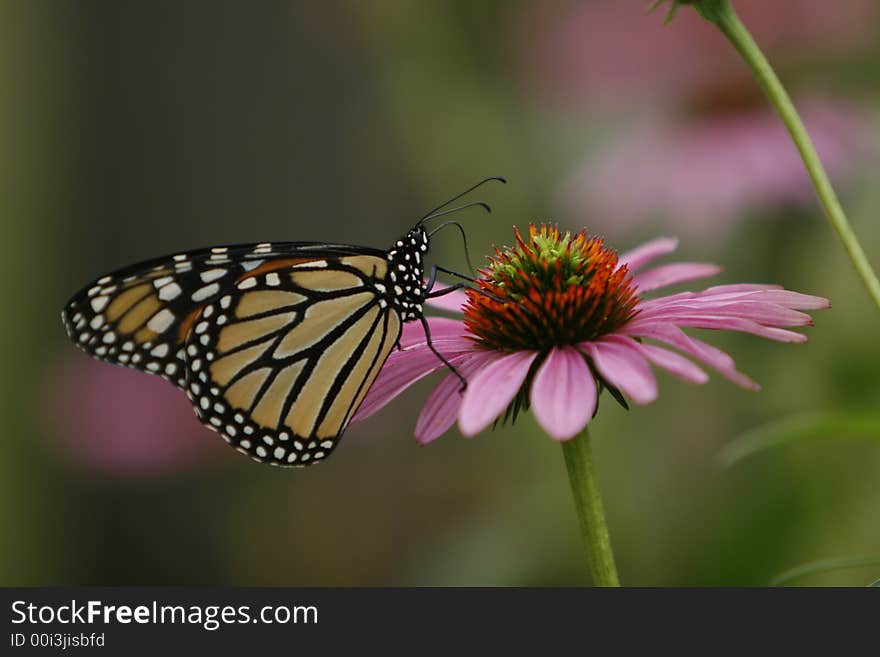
left=418, top=176, right=507, bottom=225
left=428, top=220, right=476, bottom=275
left=422, top=201, right=491, bottom=224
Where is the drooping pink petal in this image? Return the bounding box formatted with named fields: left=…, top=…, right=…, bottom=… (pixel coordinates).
left=632, top=263, right=723, bottom=293
left=633, top=342, right=709, bottom=385
left=529, top=346, right=597, bottom=441
left=621, top=321, right=760, bottom=390
left=424, top=282, right=468, bottom=313
left=400, top=317, right=465, bottom=349
left=398, top=316, right=471, bottom=349
left=582, top=339, right=658, bottom=404
left=398, top=321, right=426, bottom=349
left=415, top=371, right=464, bottom=445
left=618, top=237, right=678, bottom=272
left=415, top=353, right=493, bottom=444
left=353, top=324, right=476, bottom=424
left=458, top=350, right=538, bottom=438
left=353, top=350, right=450, bottom=424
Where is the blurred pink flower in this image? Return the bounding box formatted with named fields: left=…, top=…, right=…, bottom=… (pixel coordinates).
left=43, top=352, right=219, bottom=477
left=514, top=0, right=878, bottom=110
left=564, top=99, right=867, bottom=239
left=511, top=0, right=877, bottom=237
left=354, top=225, right=829, bottom=442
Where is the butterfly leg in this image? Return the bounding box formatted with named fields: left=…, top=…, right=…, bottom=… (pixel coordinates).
left=419, top=314, right=467, bottom=392
left=433, top=264, right=474, bottom=286
left=424, top=265, right=505, bottom=305
left=423, top=264, right=473, bottom=300
left=425, top=281, right=470, bottom=298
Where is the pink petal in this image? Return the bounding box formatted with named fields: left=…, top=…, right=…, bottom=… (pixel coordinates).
left=633, top=263, right=723, bottom=293
left=398, top=321, right=427, bottom=349
left=700, top=283, right=782, bottom=294
left=458, top=350, right=538, bottom=438
left=353, top=332, right=475, bottom=424
left=424, top=282, right=468, bottom=313
left=638, top=285, right=781, bottom=308
left=398, top=316, right=473, bottom=350
left=353, top=351, right=448, bottom=423
left=414, top=372, right=464, bottom=445
left=642, top=287, right=829, bottom=312
left=622, top=321, right=760, bottom=390
left=618, top=237, right=679, bottom=272
left=637, top=300, right=813, bottom=327
left=708, top=289, right=830, bottom=310
left=582, top=339, right=658, bottom=405
left=529, top=347, right=597, bottom=441
left=633, top=342, right=709, bottom=384
left=725, top=289, right=829, bottom=310
left=415, top=353, right=492, bottom=444
left=644, top=315, right=809, bottom=342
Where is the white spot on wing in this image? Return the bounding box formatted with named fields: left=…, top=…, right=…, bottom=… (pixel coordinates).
left=150, top=343, right=169, bottom=358
left=90, top=296, right=109, bottom=312
left=200, top=268, right=227, bottom=283
left=158, top=282, right=182, bottom=301
left=147, top=308, right=175, bottom=333
left=192, top=282, right=220, bottom=301
left=237, top=278, right=257, bottom=290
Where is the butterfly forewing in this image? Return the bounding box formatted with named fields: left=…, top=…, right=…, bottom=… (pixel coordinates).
left=61, top=242, right=387, bottom=388
left=181, top=254, right=402, bottom=466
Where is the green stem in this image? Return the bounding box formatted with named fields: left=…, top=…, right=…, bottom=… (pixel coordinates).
left=707, top=0, right=880, bottom=310
left=561, top=427, right=620, bottom=586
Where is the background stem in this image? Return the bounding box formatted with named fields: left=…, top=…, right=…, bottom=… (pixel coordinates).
left=708, top=0, right=880, bottom=310
left=561, top=427, right=620, bottom=586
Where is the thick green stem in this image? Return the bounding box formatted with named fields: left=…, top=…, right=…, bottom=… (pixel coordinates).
left=561, top=427, right=620, bottom=586
left=708, top=0, right=880, bottom=310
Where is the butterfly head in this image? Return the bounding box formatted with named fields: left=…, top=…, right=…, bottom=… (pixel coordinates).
left=385, top=226, right=429, bottom=321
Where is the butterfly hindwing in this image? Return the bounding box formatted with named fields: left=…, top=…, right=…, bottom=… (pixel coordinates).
left=181, top=254, right=402, bottom=466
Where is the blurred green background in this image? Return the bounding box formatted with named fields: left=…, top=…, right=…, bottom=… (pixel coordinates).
left=2, top=0, right=879, bottom=586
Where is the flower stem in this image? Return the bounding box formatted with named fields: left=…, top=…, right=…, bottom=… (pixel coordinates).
left=561, top=427, right=620, bottom=586
left=707, top=0, right=880, bottom=310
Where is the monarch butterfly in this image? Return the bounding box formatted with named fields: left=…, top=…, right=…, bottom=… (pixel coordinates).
left=61, top=178, right=504, bottom=467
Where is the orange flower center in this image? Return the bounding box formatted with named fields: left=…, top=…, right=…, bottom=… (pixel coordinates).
left=464, top=224, right=640, bottom=352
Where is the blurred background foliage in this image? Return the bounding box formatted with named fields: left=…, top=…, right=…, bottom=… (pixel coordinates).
left=1, top=0, right=878, bottom=586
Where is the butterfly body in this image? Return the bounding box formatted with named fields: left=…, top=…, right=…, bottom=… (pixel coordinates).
left=62, top=229, right=430, bottom=467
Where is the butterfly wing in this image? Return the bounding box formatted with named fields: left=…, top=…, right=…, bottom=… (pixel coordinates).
left=181, top=255, right=401, bottom=466
left=61, top=241, right=387, bottom=389
left=63, top=242, right=409, bottom=467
